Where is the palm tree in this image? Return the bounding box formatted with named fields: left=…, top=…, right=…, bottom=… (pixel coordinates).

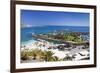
left=21, top=50, right=29, bottom=60
left=43, top=51, right=54, bottom=61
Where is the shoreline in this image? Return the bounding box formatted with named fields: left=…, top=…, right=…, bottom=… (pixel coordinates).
left=21, top=39, right=90, bottom=63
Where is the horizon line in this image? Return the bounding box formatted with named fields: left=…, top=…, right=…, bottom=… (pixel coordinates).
left=21, top=24, right=89, bottom=28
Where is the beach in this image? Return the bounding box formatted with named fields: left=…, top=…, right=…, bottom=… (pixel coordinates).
left=21, top=39, right=90, bottom=63
left=21, top=26, right=90, bottom=63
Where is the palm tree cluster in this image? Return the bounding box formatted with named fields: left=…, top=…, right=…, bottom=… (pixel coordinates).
left=21, top=49, right=62, bottom=62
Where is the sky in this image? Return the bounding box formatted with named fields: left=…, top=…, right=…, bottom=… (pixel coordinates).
left=21, top=10, right=90, bottom=27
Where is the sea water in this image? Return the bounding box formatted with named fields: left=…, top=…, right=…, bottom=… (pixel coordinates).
left=21, top=26, right=89, bottom=45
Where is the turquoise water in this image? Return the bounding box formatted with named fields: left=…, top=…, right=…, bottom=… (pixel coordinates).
left=21, top=26, right=89, bottom=44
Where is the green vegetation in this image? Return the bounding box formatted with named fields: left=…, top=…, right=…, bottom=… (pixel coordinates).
left=21, top=49, right=29, bottom=60
left=21, top=49, right=63, bottom=62
left=32, top=31, right=89, bottom=44
left=48, top=31, right=86, bottom=43
left=63, top=34, right=83, bottom=43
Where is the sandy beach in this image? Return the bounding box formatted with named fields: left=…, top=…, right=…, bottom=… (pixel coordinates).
left=21, top=39, right=89, bottom=62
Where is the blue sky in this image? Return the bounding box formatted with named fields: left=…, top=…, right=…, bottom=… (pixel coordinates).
left=21, top=10, right=89, bottom=27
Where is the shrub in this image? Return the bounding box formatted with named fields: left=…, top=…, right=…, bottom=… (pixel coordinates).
left=21, top=50, right=29, bottom=60
left=21, top=49, right=63, bottom=62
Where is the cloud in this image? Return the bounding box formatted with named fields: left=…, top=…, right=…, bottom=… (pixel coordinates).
left=21, top=24, right=45, bottom=28
left=21, top=24, right=33, bottom=28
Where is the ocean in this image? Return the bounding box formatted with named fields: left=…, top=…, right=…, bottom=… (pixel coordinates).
left=21, top=26, right=89, bottom=45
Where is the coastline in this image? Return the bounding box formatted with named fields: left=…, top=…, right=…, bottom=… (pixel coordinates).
left=21, top=39, right=90, bottom=63
left=21, top=26, right=90, bottom=63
